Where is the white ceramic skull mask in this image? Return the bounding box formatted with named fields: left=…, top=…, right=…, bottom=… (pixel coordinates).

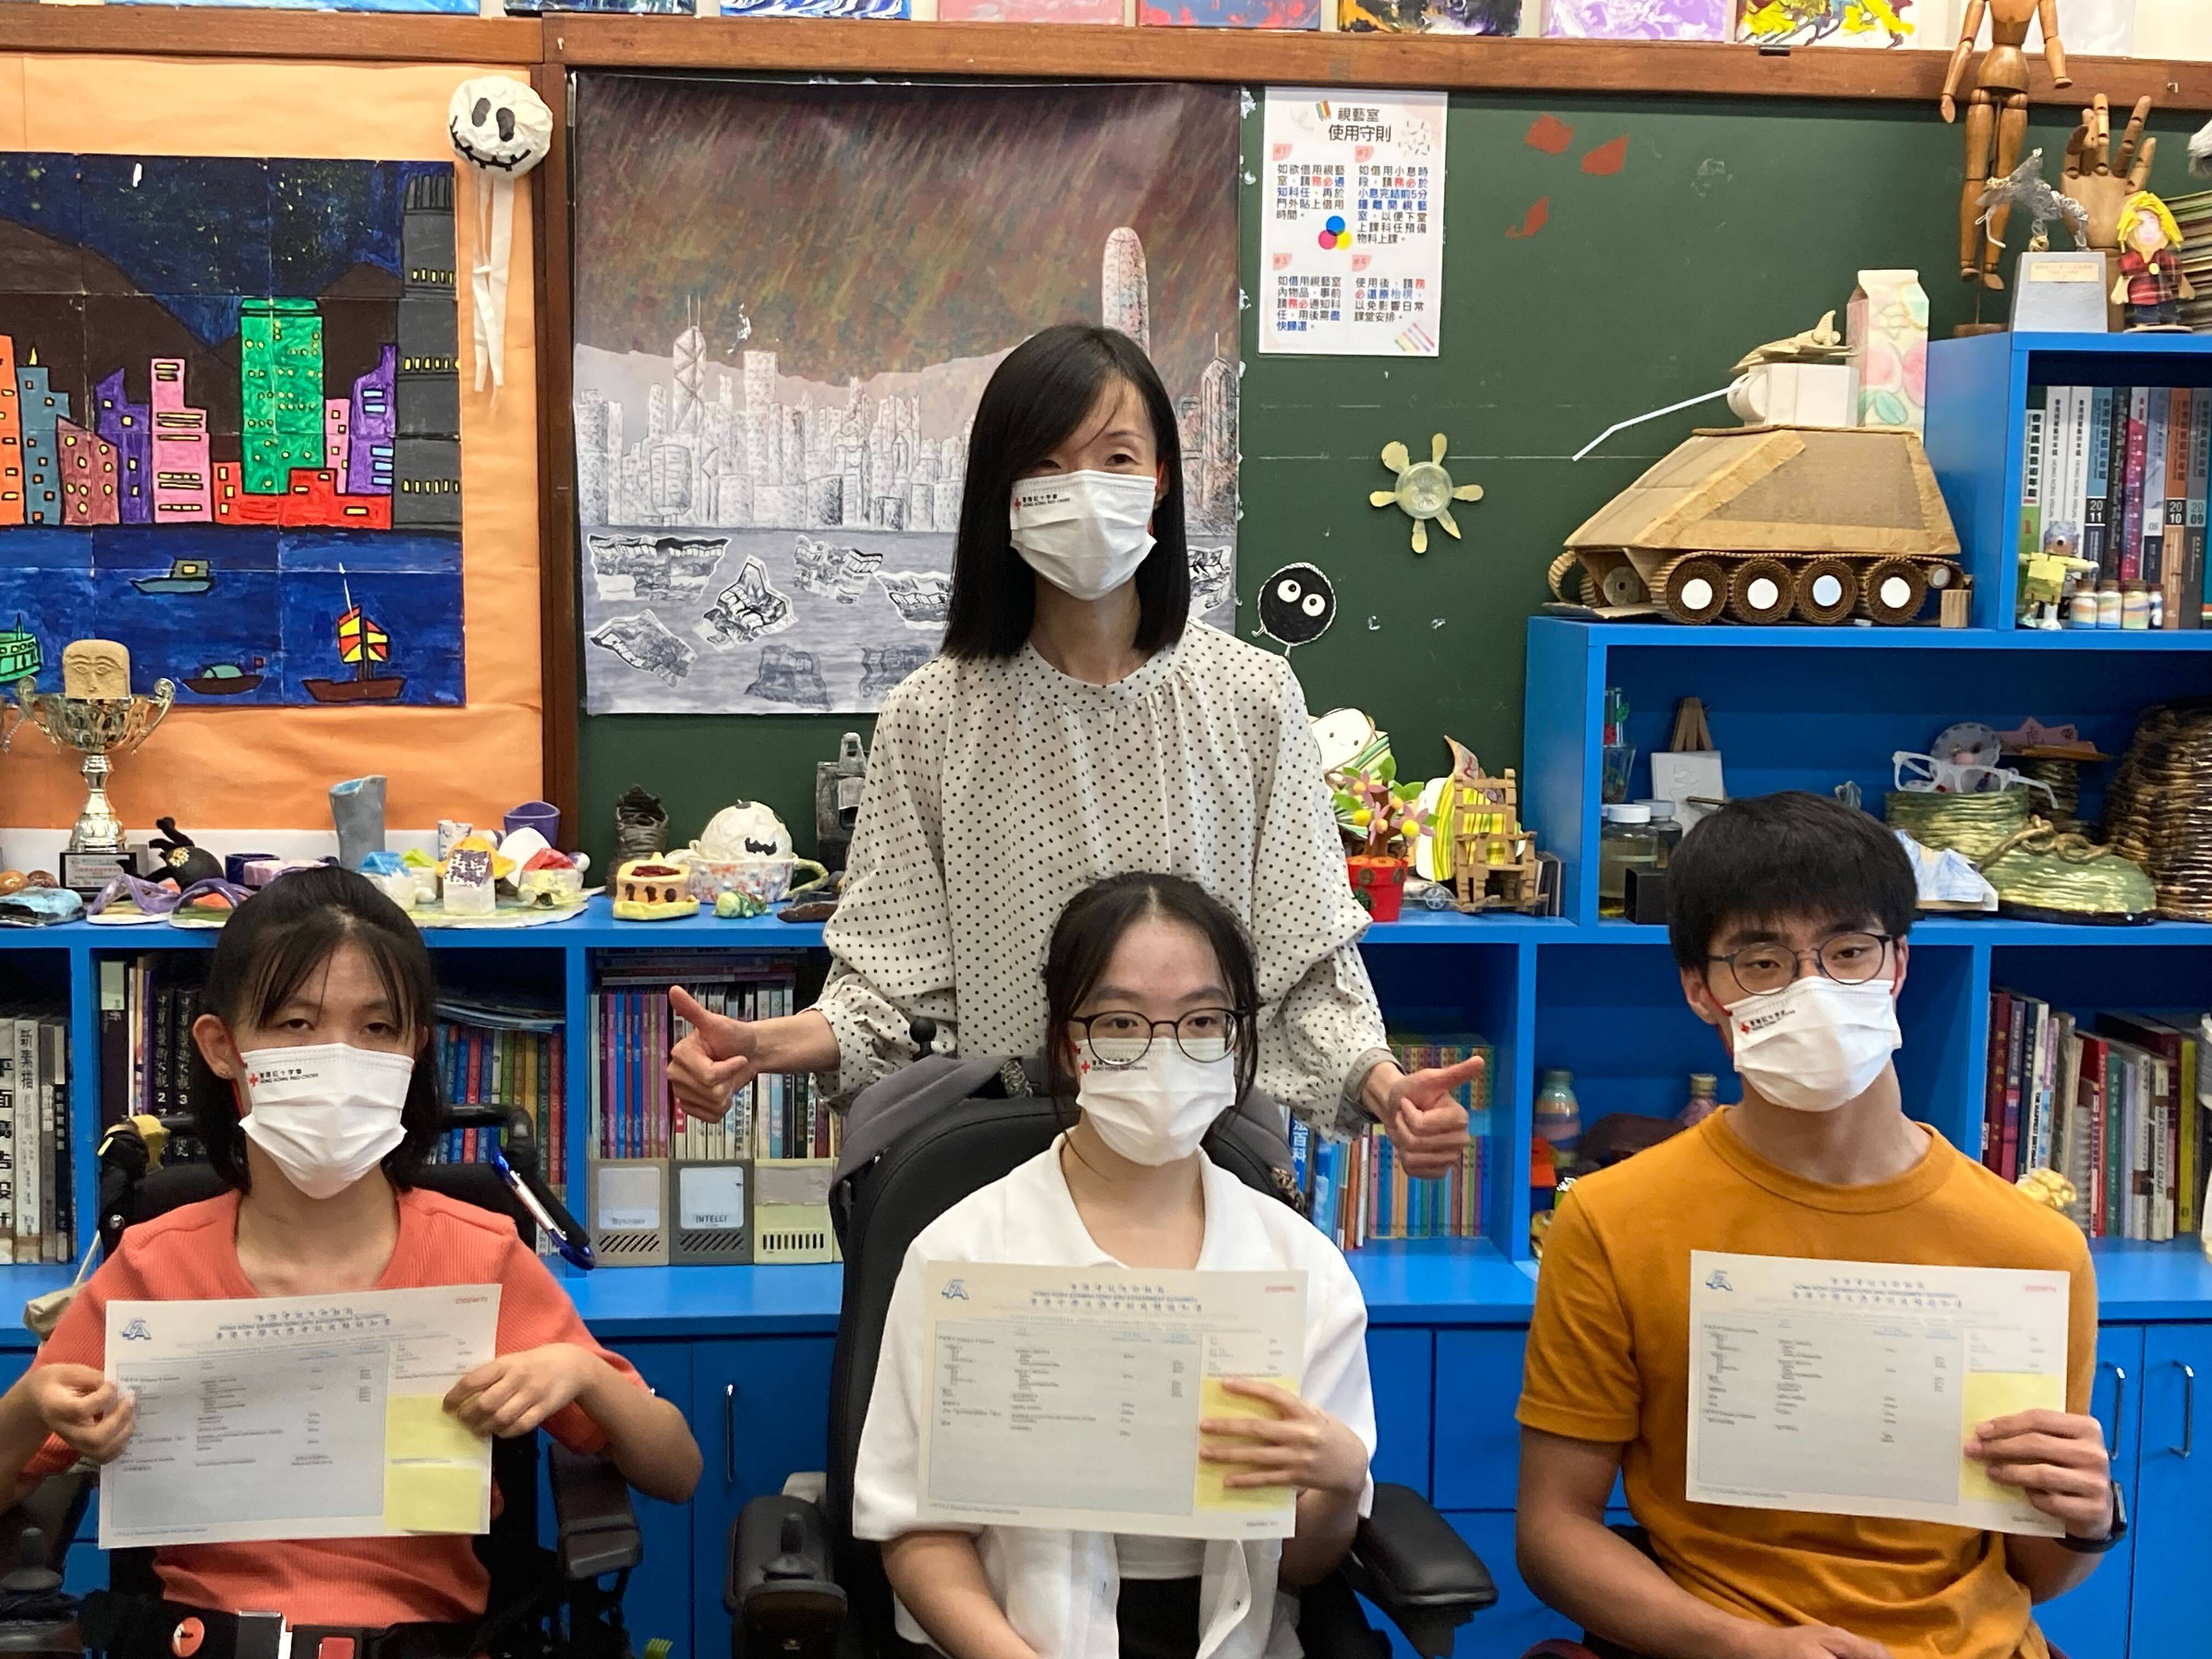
left=449, top=78, right=552, bottom=176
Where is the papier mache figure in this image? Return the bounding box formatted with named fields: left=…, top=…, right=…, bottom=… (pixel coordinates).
left=2110, top=191, right=2196, bottom=330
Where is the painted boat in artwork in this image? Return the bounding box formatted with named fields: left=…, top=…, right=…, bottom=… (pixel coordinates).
left=0, top=614, right=40, bottom=682
left=183, top=658, right=266, bottom=696
left=299, top=575, right=406, bottom=704
left=131, top=557, right=216, bottom=596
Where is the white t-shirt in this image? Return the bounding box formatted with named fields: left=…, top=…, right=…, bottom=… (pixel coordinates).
left=853, top=1140, right=1377, bottom=1659
left=815, top=623, right=1391, bottom=1135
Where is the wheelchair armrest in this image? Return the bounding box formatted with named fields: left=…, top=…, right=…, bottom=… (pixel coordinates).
left=726, top=1495, right=844, bottom=1659
left=1341, top=1482, right=1498, bottom=1659
left=548, top=1443, right=642, bottom=1581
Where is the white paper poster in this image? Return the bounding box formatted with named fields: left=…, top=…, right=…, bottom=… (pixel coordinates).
left=1260, top=88, right=1447, bottom=358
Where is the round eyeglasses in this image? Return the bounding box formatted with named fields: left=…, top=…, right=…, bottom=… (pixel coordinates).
left=1708, top=932, right=1892, bottom=996
left=1073, top=1009, right=1246, bottom=1068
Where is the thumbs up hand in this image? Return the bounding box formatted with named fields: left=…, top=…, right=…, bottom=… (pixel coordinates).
left=667, top=986, right=761, bottom=1123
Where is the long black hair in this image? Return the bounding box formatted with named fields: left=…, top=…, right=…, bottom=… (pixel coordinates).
left=188, top=865, right=447, bottom=1192
left=1042, top=873, right=1259, bottom=1122
left=940, top=324, right=1190, bottom=661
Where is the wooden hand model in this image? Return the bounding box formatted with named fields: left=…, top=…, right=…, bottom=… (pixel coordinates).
left=1943, top=0, right=2072, bottom=290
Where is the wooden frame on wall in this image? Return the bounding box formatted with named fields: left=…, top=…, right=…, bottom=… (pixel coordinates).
left=3, top=5, right=2207, bottom=832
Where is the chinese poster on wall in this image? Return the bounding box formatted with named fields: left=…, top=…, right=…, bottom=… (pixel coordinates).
left=1259, top=88, right=1447, bottom=358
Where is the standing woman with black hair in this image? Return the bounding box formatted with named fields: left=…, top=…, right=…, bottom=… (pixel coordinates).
left=669, top=324, right=1476, bottom=1170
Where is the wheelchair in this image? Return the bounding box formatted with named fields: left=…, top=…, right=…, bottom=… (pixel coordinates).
left=725, top=1092, right=1500, bottom=1659
left=1, top=1106, right=644, bottom=1659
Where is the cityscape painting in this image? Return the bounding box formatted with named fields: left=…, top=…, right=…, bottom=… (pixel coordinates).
left=0, top=155, right=464, bottom=708
left=571, top=75, right=1239, bottom=715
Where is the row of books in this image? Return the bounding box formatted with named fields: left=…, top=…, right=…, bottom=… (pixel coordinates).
left=1981, top=991, right=2209, bottom=1242
left=591, top=956, right=835, bottom=1165
left=103, top=957, right=207, bottom=1130
left=428, top=995, right=567, bottom=1186
left=0, top=1010, right=72, bottom=1265
left=2164, top=189, right=2212, bottom=335
left=2018, top=383, right=2210, bottom=628
left=1292, top=1037, right=1490, bottom=1250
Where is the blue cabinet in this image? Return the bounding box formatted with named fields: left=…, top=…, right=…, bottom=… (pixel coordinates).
left=2033, top=1326, right=2143, bottom=1659
left=2128, top=1324, right=2212, bottom=1659
left=690, top=1336, right=835, bottom=1653
left=1431, top=1330, right=1528, bottom=1511
left=1369, top=1329, right=1433, bottom=1498
left=607, top=1340, right=697, bottom=1658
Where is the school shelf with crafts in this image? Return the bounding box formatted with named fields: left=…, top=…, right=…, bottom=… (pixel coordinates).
left=5, top=9, right=2212, bottom=1659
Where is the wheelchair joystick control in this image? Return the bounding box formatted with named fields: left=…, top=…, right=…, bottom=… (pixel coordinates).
left=0, top=1529, right=56, bottom=1598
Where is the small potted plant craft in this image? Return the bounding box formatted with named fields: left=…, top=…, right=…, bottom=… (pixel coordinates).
left=1330, top=758, right=1431, bottom=923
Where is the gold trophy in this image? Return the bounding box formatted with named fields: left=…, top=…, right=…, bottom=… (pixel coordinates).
left=9, top=640, right=175, bottom=894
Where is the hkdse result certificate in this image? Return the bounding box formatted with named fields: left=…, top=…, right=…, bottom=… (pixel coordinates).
left=1685, top=1251, right=2070, bottom=1537
left=917, top=1263, right=1308, bottom=1539
left=101, top=1285, right=500, bottom=1549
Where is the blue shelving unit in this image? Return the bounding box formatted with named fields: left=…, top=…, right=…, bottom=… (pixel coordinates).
left=1926, top=329, right=2212, bottom=628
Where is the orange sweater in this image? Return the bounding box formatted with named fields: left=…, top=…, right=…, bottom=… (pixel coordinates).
left=28, top=1186, right=647, bottom=1628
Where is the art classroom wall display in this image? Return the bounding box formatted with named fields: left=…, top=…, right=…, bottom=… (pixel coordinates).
left=0, top=155, right=465, bottom=708
left=571, top=76, right=1240, bottom=716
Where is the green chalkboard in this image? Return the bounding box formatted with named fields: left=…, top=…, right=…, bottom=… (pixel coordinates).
left=574, top=87, right=2201, bottom=874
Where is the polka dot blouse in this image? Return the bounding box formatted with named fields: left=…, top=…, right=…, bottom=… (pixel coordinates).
left=816, top=622, right=1390, bottom=1139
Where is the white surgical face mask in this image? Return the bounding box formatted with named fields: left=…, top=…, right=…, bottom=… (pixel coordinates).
left=238, top=1042, right=415, bottom=1199
left=1724, top=974, right=1901, bottom=1114
left=1009, top=470, right=1158, bottom=601
left=1076, top=1043, right=1235, bottom=1166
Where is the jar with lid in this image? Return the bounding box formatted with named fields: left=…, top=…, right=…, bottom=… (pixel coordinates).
left=1598, top=803, right=1661, bottom=918
left=1635, top=799, right=1683, bottom=867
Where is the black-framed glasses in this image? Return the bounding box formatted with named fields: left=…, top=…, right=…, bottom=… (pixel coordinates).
left=1707, top=932, right=1893, bottom=996
left=1074, top=1009, right=1248, bottom=1068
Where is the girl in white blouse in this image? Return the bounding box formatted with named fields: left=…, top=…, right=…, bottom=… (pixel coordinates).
left=853, top=872, right=1378, bottom=1659
left=668, top=324, right=1474, bottom=1169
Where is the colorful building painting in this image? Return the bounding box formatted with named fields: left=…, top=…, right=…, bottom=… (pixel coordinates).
left=241, top=297, right=328, bottom=495
left=94, top=370, right=152, bottom=525
left=18, top=354, right=64, bottom=524
left=0, top=336, right=21, bottom=527
left=57, top=417, right=120, bottom=526
left=0, top=154, right=464, bottom=709
left=149, top=357, right=212, bottom=521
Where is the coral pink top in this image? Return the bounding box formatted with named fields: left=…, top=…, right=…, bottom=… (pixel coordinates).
left=29, top=1186, right=646, bottom=1628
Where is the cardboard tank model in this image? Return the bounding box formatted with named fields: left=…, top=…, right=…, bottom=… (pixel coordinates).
left=1549, top=312, right=1966, bottom=627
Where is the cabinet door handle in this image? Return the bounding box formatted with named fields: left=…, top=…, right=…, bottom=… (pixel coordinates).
left=2098, top=1361, right=2128, bottom=1454
left=725, top=1382, right=737, bottom=1486
left=2173, top=1363, right=2196, bottom=1460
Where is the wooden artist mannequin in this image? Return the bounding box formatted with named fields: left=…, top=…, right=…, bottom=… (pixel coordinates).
left=1942, top=0, right=2071, bottom=291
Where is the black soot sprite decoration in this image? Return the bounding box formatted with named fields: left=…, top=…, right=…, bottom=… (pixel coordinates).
left=1259, top=563, right=1338, bottom=650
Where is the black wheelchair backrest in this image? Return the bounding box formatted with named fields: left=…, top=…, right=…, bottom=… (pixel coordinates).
left=822, top=1095, right=1284, bottom=1646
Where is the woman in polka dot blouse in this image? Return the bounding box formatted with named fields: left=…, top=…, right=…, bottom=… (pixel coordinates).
left=669, top=325, right=1474, bottom=1175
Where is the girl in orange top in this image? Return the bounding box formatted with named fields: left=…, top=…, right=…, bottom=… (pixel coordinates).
left=0, top=866, right=699, bottom=1650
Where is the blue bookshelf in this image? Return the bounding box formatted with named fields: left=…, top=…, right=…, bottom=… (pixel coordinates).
left=1926, top=329, right=2212, bottom=629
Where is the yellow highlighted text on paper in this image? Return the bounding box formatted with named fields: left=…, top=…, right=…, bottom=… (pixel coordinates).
left=382, top=1396, right=490, bottom=1534
left=1195, top=1376, right=1297, bottom=1513
left=1960, top=1372, right=2066, bottom=1506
